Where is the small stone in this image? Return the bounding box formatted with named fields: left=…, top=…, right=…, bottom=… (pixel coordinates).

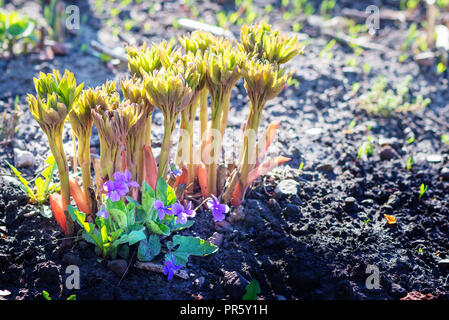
left=227, top=206, right=245, bottom=223
left=317, top=163, right=333, bottom=173
left=305, top=127, right=323, bottom=136
left=208, top=232, right=223, bottom=247
left=380, top=146, right=396, bottom=161
left=437, top=259, right=449, bottom=271
left=414, top=51, right=435, bottom=66
left=194, top=276, right=205, bottom=288
left=275, top=179, right=299, bottom=197
left=344, top=197, right=357, bottom=212
left=426, top=154, right=442, bottom=163
left=13, top=148, right=34, bottom=168
left=361, top=199, right=374, bottom=206
left=215, top=220, right=233, bottom=232
left=441, top=168, right=449, bottom=181
left=221, top=271, right=250, bottom=300
left=107, top=259, right=128, bottom=277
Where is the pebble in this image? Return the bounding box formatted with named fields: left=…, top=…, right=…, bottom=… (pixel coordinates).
left=208, top=232, right=223, bottom=247
left=305, top=127, right=323, bottom=135
left=437, top=259, right=449, bottom=271
left=426, top=154, right=442, bottom=163
left=194, top=276, right=205, bottom=288
left=13, top=148, right=34, bottom=168
left=215, top=220, right=233, bottom=233
left=275, top=179, right=299, bottom=197
left=221, top=271, right=250, bottom=300
left=344, top=197, right=357, bottom=212
left=107, top=259, right=128, bottom=277
left=316, top=163, right=333, bottom=173
left=441, top=168, right=449, bottom=181
left=380, top=146, right=396, bottom=161
left=227, top=206, right=245, bottom=223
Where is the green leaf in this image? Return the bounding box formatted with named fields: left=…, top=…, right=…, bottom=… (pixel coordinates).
left=137, top=234, right=161, bottom=262
left=42, top=290, right=52, bottom=300
left=243, top=279, right=261, bottom=300
left=118, top=244, right=130, bottom=260
left=5, top=160, right=36, bottom=202
left=146, top=220, right=171, bottom=236
left=169, top=219, right=195, bottom=231
left=126, top=228, right=146, bottom=246
left=155, top=177, right=176, bottom=206
left=66, top=295, right=77, bottom=300
left=37, top=155, right=57, bottom=203
left=166, top=235, right=218, bottom=266
left=107, top=207, right=128, bottom=230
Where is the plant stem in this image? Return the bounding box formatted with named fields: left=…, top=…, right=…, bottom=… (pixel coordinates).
left=144, top=114, right=153, bottom=146
left=78, top=135, right=93, bottom=213
left=158, top=116, right=176, bottom=180
left=199, top=88, right=208, bottom=162
left=48, top=130, right=74, bottom=235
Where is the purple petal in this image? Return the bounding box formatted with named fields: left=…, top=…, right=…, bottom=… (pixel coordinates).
left=97, top=209, right=108, bottom=218
left=104, top=180, right=115, bottom=192
left=128, top=181, right=139, bottom=188
left=124, top=169, right=132, bottom=182
left=212, top=210, right=225, bottom=222
left=154, top=200, right=164, bottom=210
left=108, top=190, right=121, bottom=202
left=113, top=171, right=125, bottom=182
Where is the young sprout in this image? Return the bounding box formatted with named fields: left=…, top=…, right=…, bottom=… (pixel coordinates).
left=126, top=40, right=176, bottom=78
left=238, top=58, right=292, bottom=188
left=174, top=52, right=207, bottom=192
left=179, top=31, right=216, bottom=162
left=28, top=69, right=84, bottom=235
left=92, top=83, right=142, bottom=188
left=69, top=87, right=102, bottom=213
left=142, top=58, right=200, bottom=180
left=121, top=78, right=155, bottom=186
left=406, top=156, right=414, bottom=171
left=205, top=39, right=245, bottom=195
left=419, top=183, right=428, bottom=200
left=239, top=21, right=303, bottom=65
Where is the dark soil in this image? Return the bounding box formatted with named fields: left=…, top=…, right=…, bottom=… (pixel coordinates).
left=1, top=0, right=449, bottom=300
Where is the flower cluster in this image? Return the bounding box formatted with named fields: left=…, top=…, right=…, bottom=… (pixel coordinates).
left=104, top=170, right=139, bottom=202
left=154, top=200, right=196, bottom=224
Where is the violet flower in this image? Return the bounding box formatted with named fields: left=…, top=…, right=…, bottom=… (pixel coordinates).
left=114, top=169, right=139, bottom=188
left=163, top=256, right=182, bottom=281
left=97, top=208, right=108, bottom=218
left=169, top=160, right=182, bottom=177
left=154, top=200, right=172, bottom=220
left=206, top=195, right=229, bottom=222
left=171, top=201, right=196, bottom=225
left=103, top=169, right=139, bottom=202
